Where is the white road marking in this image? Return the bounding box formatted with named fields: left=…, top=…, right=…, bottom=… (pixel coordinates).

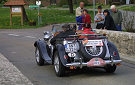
left=8, top=33, right=36, bottom=39
left=10, top=52, right=17, bottom=54
left=25, top=36, right=36, bottom=39
left=8, top=34, right=20, bottom=37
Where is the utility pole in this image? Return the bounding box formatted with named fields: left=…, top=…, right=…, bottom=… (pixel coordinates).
left=93, top=0, right=95, bottom=28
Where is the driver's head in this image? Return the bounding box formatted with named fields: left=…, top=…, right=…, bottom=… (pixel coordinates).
left=80, top=2, right=84, bottom=9
left=62, top=24, right=70, bottom=31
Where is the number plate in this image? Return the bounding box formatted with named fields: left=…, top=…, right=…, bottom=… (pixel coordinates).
left=65, top=44, right=77, bottom=52
left=84, top=40, right=103, bottom=46
left=87, top=58, right=105, bottom=67
left=93, top=61, right=100, bottom=65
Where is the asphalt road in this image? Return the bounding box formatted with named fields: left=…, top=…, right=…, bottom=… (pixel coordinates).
left=0, top=26, right=135, bottom=85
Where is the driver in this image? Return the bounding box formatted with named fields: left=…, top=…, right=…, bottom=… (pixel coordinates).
left=50, top=24, right=75, bottom=45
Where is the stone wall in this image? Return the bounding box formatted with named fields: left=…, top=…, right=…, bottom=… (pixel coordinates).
left=95, top=30, right=135, bottom=56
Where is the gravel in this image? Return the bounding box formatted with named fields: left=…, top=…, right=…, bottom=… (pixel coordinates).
left=0, top=53, right=33, bottom=85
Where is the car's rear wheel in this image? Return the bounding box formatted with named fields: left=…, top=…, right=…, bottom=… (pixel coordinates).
left=54, top=51, right=65, bottom=77
left=105, top=64, right=117, bottom=73
left=80, top=42, right=106, bottom=61
left=35, top=47, right=44, bottom=66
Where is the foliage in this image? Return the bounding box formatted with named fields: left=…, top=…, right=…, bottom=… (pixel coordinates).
left=47, top=5, right=60, bottom=8
left=72, top=0, right=89, bottom=6
left=0, top=0, right=7, bottom=4
left=58, top=0, right=68, bottom=7
left=130, top=0, right=135, bottom=4
left=58, top=0, right=89, bottom=7
left=62, top=5, right=69, bottom=8
left=0, top=0, right=7, bottom=7
left=118, top=5, right=135, bottom=12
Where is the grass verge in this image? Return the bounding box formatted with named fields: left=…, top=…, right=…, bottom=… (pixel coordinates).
left=0, top=7, right=95, bottom=29
left=118, top=5, right=135, bottom=12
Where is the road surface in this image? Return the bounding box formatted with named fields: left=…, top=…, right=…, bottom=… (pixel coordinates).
left=0, top=26, right=135, bottom=85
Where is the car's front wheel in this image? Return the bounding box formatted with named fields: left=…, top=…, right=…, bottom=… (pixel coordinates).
left=105, top=64, right=117, bottom=73
left=35, top=47, right=44, bottom=66
left=54, top=51, right=65, bottom=77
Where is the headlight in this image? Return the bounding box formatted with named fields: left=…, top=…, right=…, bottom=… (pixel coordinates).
left=44, top=34, right=50, bottom=40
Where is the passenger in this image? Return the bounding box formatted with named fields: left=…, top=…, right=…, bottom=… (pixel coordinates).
left=94, top=6, right=105, bottom=29
left=50, top=24, right=75, bottom=45
left=102, top=9, right=116, bottom=31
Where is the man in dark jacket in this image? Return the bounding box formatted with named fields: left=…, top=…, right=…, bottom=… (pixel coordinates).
left=50, top=24, right=75, bottom=45
left=103, top=9, right=116, bottom=30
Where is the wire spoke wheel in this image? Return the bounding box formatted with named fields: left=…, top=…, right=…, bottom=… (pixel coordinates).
left=85, top=46, right=103, bottom=56
left=54, top=55, right=59, bottom=73
left=35, top=48, right=40, bottom=63
left=35, top=47, right=44, bottom=66
left=53, top=51, right=65, bottom=77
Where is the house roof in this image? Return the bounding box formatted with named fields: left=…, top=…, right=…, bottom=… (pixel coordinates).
left=4, top=0, right=25, bottom=6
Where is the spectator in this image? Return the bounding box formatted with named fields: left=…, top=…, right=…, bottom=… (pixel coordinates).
left=94, top=6, right=105, bottom=29
left=82, top=9, right=91, bottom=31
left=103, top=9, right=116, bottom=30
left=110, top=5, right=122, bottom=31
left=79, top=9, right=95, bottom=39
left=76, top=2, right=84, bottom=30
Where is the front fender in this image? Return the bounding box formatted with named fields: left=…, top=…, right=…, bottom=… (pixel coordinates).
left=34, top=40, right=52, bottom=64
left=107, top=41, right=120, bottom=60
left=56, top=44, right=68, bottom=66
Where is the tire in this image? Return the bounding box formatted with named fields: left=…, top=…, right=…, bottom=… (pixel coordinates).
left=35, top=47, right=44, bottom=66
left=54, top=51, right=65, bottom=77
left=105, top=64, right=117, bottom=73
left=80, top=42, right=106, bottom=60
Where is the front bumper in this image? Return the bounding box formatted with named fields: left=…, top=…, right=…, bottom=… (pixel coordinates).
left=66, top=60, right=122, bottom=68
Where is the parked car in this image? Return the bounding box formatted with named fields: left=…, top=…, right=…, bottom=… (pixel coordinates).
left=34, top=23, right=122, bottom=77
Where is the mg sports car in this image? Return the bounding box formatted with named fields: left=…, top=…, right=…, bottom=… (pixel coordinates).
left=34, top=23, right=122, bottom=77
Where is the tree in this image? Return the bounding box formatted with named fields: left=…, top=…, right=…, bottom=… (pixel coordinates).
left=22, top=6, right=29, bottom=22
left=68, top=0, right=73, bottom=14
left=0, top=0, right=7, bottom=3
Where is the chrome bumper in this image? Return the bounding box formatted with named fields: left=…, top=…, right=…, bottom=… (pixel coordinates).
left=66, top=60, right=122, bottom=67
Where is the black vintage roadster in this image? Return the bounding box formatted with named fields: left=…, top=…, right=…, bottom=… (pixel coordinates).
left=34, top=23, right=122, bottom=77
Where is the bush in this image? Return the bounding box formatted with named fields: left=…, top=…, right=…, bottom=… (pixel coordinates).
left=62, top=5, right=69, bottom=8
left=0, top=4, right=3, bottom=7
left=58, top=0, right=68, bottom=7
left=111, top=2, right=121, bottom=5
left=58, top=0, right=89, bottom=7
left=0, top=0, right=7, bottom=7
left=73, top=0, right=89, bottom=6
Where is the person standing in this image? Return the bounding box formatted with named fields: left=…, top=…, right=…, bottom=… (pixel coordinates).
left=76, top=2, right=84, bottom=30
left=94, top=6, right=105, bottom=29
left=82, top=9, right=91, bottom=31
left=79, top=9, right=95, bottom=39
left=103, top=9, right=116, bottom=30
left=110, top=5, right=122, bottom=31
